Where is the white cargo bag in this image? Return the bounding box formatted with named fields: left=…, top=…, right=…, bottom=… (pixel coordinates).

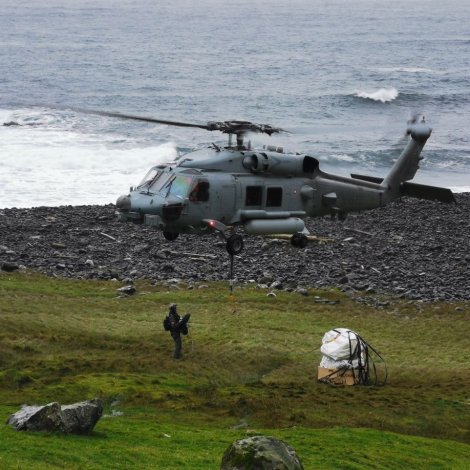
left=320, top=328, right=360, bottom=362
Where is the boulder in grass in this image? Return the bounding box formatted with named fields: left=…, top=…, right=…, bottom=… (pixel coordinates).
left=6, top=402, right=62, bottom=432
left=117, top=285, right=136, bottom=296
left=60, top=400, right=103, bottom=434
left=220, top=435, right=304, bottom=470
left=1, top=262, right=19, bottom=272
left=6, top=399, right=103, bottom=434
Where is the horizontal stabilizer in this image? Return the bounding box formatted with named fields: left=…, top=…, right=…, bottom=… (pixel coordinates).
left=401, top=181, right=456, bottom=203
left=351, top=174, right=383, bottom=184
left=351, top=174, right=455, bottom=203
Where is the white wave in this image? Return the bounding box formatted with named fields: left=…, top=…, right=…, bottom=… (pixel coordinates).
left=320, top=153, right=358, bottom=165
left=0, top=118, right=179, bottom=208
left=355, top=88, right=399, bottom=103
left=0, top=107, right=77, bottom=130
left=375, top=67, right=440, bottom=74
left=328, top=153, right=355, bottom=162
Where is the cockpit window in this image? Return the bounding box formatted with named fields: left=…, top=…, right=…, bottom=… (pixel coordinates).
left=149, top=172, right=172, bottom=193
left=138, top=168, right=160, bottom=189
left=163, top=175, right=193, bottom=200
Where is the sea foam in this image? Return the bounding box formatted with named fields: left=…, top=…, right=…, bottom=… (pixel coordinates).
left=356, top=88, right=399, bottom=103
left=0, top=110, right=179, bottom=208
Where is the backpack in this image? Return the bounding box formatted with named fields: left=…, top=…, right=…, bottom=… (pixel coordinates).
left=180, top=313, right=191, bottom=335
left=163, top=316, right=171, bottom=331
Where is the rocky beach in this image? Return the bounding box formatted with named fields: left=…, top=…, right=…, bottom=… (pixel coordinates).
left=1, top=194, right=469, bottom=302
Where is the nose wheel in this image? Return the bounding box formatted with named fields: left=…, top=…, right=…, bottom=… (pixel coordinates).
left=226, top=234, right=244, bottom=255
left=204, top=219, right=244, bottom=292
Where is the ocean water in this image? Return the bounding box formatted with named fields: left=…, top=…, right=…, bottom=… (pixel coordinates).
left=1, top=0, right=469, bottom=208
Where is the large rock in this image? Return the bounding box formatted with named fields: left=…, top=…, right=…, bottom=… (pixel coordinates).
left=60, top=400, right=103, bottom=434
left=220, top=435, right=304, bottom=470
left=6, top=402, right=63, bottom=432
left=6, top=399, right=103, bottom=434
left=1, top=262, right=19, bottom=272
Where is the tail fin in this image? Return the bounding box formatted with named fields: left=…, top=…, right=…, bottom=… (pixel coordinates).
left=382, top=122, right=432, bottom=198
left=351, top=120, right=456, bottom=204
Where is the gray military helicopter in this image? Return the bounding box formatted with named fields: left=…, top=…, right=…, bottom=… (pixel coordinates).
left=84, top=109, right=455, bottom=256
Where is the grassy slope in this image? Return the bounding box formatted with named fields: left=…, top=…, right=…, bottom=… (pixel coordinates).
left=0, top=272, right=469, bottom=468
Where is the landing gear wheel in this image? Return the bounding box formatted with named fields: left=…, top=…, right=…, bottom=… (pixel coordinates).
left=291, top=233, right=308, bottom=248
left=163, top=231, right=179, bottom=241
left=226, top=234, right=244, bottom=255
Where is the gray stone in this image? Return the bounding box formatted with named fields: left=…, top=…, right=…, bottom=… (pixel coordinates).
left=117, top=285, right=136, bottom=296
left=51, top=242, right=66, bottom=249
left=133, top=244, right=150, bottom=253
left=6, top=399, right=102, bottom=434
left=259, top=273, right=274, bottom=284
left=60, top=400, right=103, bottom=434
left=220, top=435, right=304, bottom=470
left=6, top=403, right=62, bottom=432
left=270, top=280, right=283, bottom=290
left=1, top=262, right=19, bottom=272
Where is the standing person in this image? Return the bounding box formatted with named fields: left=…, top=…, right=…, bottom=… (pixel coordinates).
left=163, top=303, right=190, bottom=359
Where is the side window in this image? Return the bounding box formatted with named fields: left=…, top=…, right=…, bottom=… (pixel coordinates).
left=189, top=181, right=210, bottom=202
left=246, top=186, right=262, bottom=206
left=266, top=187, right=282, bottom=207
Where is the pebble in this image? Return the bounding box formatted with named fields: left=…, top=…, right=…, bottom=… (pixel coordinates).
left=0, top=196, right=469, bottom=301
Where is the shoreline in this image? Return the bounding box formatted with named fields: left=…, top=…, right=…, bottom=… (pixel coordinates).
left=1, top=185, right=469, bottom=212
left=1, top=194, right=469, bottom=302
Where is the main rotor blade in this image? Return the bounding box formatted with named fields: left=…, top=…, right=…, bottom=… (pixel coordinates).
left=70, top=107, right=209, bottom=130
left=68, top=107, right=286, bottom=136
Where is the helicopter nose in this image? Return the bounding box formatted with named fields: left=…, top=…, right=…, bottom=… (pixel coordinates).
left=116, top=194, right=131, bottom=212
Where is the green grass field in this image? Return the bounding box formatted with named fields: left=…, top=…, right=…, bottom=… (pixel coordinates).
left=1, top=272, right=469, bottom=469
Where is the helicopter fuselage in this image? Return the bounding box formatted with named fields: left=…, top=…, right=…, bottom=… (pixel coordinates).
left=117, top=146, right=385, bottom=237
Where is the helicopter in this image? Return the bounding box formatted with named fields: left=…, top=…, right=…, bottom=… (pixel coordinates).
left=79, top=109, right=455, bottom=256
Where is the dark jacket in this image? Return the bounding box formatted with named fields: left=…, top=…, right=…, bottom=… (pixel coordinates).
left=164, top=312, right=189, bottom=335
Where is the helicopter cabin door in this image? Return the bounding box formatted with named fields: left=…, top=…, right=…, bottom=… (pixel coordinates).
left=188, top=174, right=236, bottom=225
left=188, top=178, right=211, bottom=219
left=214, top=175, right=237, bottom=224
